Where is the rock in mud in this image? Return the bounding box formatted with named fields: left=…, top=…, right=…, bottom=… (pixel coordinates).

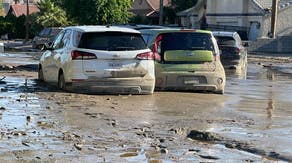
left=0, top=107, right=6, bottom=110
left=198, top=154, right=219, bottom=160
left=187, top=130, right=222, bottom=142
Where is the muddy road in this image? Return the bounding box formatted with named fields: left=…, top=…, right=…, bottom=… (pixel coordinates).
left=0, top=52, right=292, bottom=162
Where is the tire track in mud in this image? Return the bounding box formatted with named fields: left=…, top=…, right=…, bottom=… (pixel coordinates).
left=187, top=130, right=292, bottom=162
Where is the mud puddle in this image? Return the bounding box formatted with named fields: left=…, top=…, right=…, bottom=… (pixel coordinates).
left=0, top=53, right=292, bottom=162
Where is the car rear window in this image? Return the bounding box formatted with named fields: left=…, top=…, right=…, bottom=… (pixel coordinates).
left=215, top=36, right=236, bottom=47
left=78, top=32, right=147, bottom=51
left=161, top=32, right=215, bottom=52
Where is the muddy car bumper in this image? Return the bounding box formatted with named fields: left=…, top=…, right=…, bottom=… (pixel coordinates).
left=155, top=71, right=225, bottom=93
left=66, top=78, right=155, bottom=95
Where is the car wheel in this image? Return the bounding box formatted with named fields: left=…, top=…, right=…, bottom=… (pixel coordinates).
left=58, top=73, right=66, bottom=91
left=214, top=89, right=224, bottom=95
left=38, top=66, right=44, bottom=82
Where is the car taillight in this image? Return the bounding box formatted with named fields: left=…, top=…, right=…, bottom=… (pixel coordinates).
left=71, top=50, right=97, bottom=60
left=214, top=53, right=220, bottom=61
left=136, top=52, right=154, bottom=60
left=235, top=48, right=242, bottom=54
left=152, top=34, right=163, bottom=53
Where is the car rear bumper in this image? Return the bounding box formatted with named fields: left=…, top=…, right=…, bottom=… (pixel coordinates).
left=66, top=78, right=155, bottom=95
left=155, top=71, right=225, bottom=93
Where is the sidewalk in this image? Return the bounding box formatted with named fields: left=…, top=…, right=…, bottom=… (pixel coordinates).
left=0, top=40, right=39, bottom=52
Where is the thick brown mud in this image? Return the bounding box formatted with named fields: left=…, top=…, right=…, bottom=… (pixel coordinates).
left=0, top=53, right=292, bottom=162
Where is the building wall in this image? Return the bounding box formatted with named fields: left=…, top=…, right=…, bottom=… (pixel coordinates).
left=277, top=6, right=292, bottom=36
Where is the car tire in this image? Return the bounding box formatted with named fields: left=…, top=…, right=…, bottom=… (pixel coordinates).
left=38, top=66, right=44, bottom=82
left=58, top=73, right=66, bottom=91
left=214, top=89, right=224, bottom=95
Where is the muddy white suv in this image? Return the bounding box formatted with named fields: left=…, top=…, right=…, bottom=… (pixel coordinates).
left=39, top=26, right=155, bottom=94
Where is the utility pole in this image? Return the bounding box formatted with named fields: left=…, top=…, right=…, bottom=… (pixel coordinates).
left=271, top=0, right=278, bottom=38
left=159, top=0, right=163, bottom=25
left=25, top=0, right=29, bottom=42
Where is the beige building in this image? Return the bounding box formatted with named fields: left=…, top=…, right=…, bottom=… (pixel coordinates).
left=177, top=0, right=292, bottom=40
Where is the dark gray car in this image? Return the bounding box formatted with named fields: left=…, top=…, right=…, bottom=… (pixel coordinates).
left=32, top=27, right=63, bottom=50
left=213, top=31, right=247, bottom=71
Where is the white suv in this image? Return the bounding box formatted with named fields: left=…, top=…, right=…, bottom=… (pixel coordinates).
left=39, top=26, right=155, bottom=94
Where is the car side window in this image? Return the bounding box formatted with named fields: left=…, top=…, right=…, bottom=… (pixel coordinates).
left=72, top=31, right=82, bottom=47
left=62, top=30, right=72, bottom=47
left=52, top=31, right=65, bottom=49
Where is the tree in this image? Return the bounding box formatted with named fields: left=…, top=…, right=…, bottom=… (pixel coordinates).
left=163, top=0, right=199, bottom=24
left=0, top=0, right=5, bottom=16
left=36, top=0, right=71, bottom=27
left=96, top=0, right=133, bottom=24
left=171, top=0, right=199, bottom=12
left=62, top=0, right=97, bottom=25
left=59, top=0, right=133, bottom=25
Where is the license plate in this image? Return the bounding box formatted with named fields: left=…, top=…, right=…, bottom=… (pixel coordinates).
left=184, top=80, right=199, bottom=84
left=184, top=78, right=199, bottom=84
left=108, top=62, right=122, bottom=67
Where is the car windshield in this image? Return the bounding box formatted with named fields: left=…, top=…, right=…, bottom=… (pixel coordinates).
left=161, top=32, right=215, bottom=52
left=78, top=32, right=147, bottom=51
left=215, top=36, right=236, bottom=47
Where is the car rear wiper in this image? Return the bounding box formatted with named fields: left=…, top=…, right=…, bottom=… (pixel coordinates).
left=189, top=47, right=205, bottom=50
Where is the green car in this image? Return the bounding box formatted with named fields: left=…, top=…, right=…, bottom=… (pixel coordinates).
left=140, top=29, right=226, bottom=94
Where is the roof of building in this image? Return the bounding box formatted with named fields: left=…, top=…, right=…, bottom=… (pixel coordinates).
left=253, top=0, right=292, bottom=10
left=8, top=4, right=39, bottom=17
left=131, top=0, right=171, bottom=17
left=146, top=0, right=170, bottom=11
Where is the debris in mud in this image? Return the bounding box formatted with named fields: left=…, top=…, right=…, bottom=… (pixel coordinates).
left=160, top=148, right=168, bottom=154
left=0, top=65, right=15, bottom=71
left=0, top=76, right=6, bottom=84
left=187, top=130, right=292, bottom=162
left=12, top=131, right=27, bottom=136
left=169, top=128, right=188, bottom=135
left=74, top=143, right=83, bottom=150
left=148, top=160, right=163, bottom=163
left=198, top=154, right=220, bottom=160
left=120, top=152, right=139, bottom=158
left=37, top=121, right=54, bottom=128
left=26, top=116, right=32, bottom=122
left=187, top=130, right=222, bottom=142
left=22, top=140, right=30, bottom=147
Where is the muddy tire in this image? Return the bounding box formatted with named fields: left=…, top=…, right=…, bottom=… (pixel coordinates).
left=38, top=66, right=44, bottom=82
left=214, top=89, right=224, bottom=95
left=58, top=73, right=66, bottom=91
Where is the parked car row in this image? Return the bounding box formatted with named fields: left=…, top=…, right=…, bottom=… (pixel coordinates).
left=38, top=25, right=247, bottom=95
